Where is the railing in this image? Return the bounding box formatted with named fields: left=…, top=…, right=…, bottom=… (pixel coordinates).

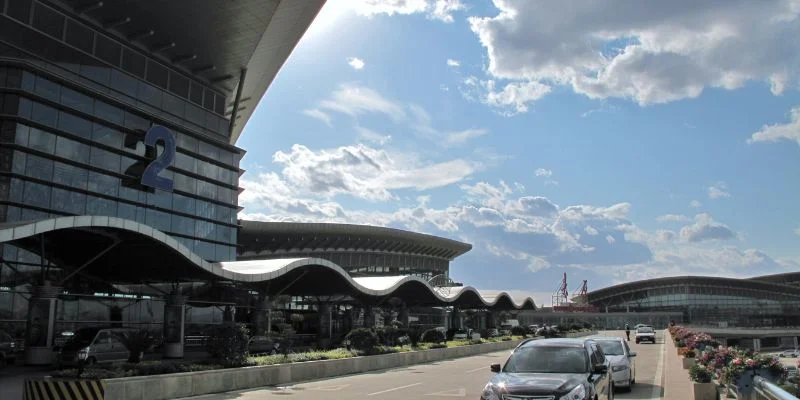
left=725, top=377, right=799, bottom=400
left=752, top=376, right=798, bottom=400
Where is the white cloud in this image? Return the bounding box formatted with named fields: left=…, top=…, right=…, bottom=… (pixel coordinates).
left=748, top=106, right=800, bottom=146
left=409, top=103, right=490, bottom=146
left=352, top=0, right=466, bottom=23
left=656, top=230, right=676, bottom=242
left=535, top=168, right=552, bottom=178
left=656, top=214, right=691, bottom=223
left=679, top=213, right=737, bottom=243
left=794, top=227, right=800, bottom=237
left=302, top=108, right=333, bottom=127
left=690, top=200, right=703, bottom=208
left=467, top=0, right=800, bottom=112
left=319, top=83, right=407, bottom=121
left=584, top=225, right=599, bottom=236
left=355, top=125, right=392, bottom=145
left=707, top=181, right=731, bottom=199
left=347, top=57, right=365, bottom=70
left=268, top=143, right=476, bottom=201
left=462, top=77, right=551, bottom=116
left=447, top=59, right=461, bottom=67
left=443, top=128, right=488, bottom=146
left=606, top=234, right=616, bottom=244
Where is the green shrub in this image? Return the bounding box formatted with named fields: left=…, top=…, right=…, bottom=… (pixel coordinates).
left=408, top=329, right=422, bottom=347
left=345, top=328, right=378, bottom=351
left=500, top=336, right=512, bottom=341
left=428, top=343, right=446, bottom=349
left=205, top=324, right=250, bottom=367
left=689, top=364, right=712, bottom=383
left=112, top=329, right=154, bottom=363
left=420, top=329, right=446, bottom=344
left=510, top=326, right=527, bottom=336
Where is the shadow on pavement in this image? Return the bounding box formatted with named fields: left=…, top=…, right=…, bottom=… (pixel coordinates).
left=617, top=382, right=664, bottom=398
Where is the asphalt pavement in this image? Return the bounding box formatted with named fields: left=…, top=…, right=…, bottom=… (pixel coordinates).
left=181, top=330, right=667, bottom=399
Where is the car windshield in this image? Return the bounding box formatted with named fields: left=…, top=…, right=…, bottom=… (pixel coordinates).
left=504, top=346, right=587, bottom=374
left=638, top=327, right=654, bottom=333
left=595, top=340, right=624, bottom=355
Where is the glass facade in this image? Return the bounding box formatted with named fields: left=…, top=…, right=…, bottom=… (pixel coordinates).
left=596, top=283, right=800, bottom=327
left=0, top=1, right=244, bottom=337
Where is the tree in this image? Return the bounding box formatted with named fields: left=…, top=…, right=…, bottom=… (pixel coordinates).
left=113, top=330, right=154, bottom=363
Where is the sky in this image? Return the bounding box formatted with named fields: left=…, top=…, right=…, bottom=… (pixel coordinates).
left=236, top=0, right=800, bottom=306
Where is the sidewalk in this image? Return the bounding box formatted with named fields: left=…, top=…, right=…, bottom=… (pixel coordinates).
left=663, top=329, right=694, bottom=400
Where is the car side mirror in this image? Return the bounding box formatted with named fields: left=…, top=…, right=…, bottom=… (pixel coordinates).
left=490, top=363, right=502, bottom=373
left=629, top=352, right=637, bottom=357
left=592, top=364, right=608, bottom=374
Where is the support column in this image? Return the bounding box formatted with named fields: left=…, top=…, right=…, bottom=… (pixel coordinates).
left=363, top=306, right=375, bottom=328
left=794, top=336, right=798, bottom=349
left=163, top=295, right=187, bottom=359
left=318, top=303, right=331, bottom=348
left=223, top=305, right=235, bottom=323
left=24, top=284, right=61, bottom=365
left=253, top=296, right=270, bottom=337
left=754, top=338, right=761, bottom=352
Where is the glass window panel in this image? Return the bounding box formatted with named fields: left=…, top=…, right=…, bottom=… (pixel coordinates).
left=17, top=97, right=32, bottom=119
left=60, top=86, right=93, bottom=114
left=94, top=101, right=124, bottom=125
left=172, top=193, right=196, bottom=214
left=57, top=111, right=91, bottom=138
left=196, top=180, right=216, bottom=200
left=162, top=93, right=185, bottom=118
left=0, top=120, right=14, bottom=143
left=217, top=225, right=233, bottom=243
left=116, top=201, right=139, bottom=222
left=89, top=147, right=120, bottom=173
left=168, top=73, right=189, bottom=98
left=146, top=190, right=172, bottom=209
left=174, top=152, right=196, bottom=173
left=217, top=186, right=233, bottom=205
left=123, top=111, right=149, bottom=132
left=119, top=155, right=140, bottom=176
left=33, top=75, right=60, bottom=102
left=195, top=240, right=215, bottom=261
left=25, top=153, right=53, bottom=180
left=215, top=244, right=233, bottom=261
left=189, top=82, right=203, bottom=105
left=196, top=160, right=215, bottom=179
left=186, top=103, right=204, bottom=125
left=91, top=123, right=122, bottom=148
left=65, top=19, right=94, bottom=54
left=23, top=181, right=50, bottom=208
left=87, top=171, right=118, bottom=197
left=54, top=135, right=89, bottom=163
left=3, top=94, right=20, bottom=117
left=145, top=208, right=170, bottom=232
left=145, top=61, right=168, bottom=89
left=173, top=172, right=196, bottom=194
left=9, top=178, right=23, bottom=203
left=31, top=102, right=58, bottom=127
left=12, top=150, right=26, bottom=174
left=27, top=126, right=54, bottom=152
left=80, top=63, right=110, bottom=86
left=86, top=196, right=116, bottom=216
left=52, top=161, right=88, bottom=190
left=203, top=89, right=215, bottom=111
left=137, top=81, right=161, bottom=107
left=109, top=68, right=138, bottom=96
left=121, top=47, right=145, bottom=78
left=21, top=207, right=50, bottom=221
left=195, top=199, right=214, bottom=219
left=171, top=215, right=195, bottom=236
left=50, top=187, right=85, bottom=214
left=215, top=94, right=226, bottom=115
left=7, top=0, right=32, bottom=23
left=118, top=184, right=145, bottom=204
left=122, top=136, right=145, bottom=156
left=176, top=134, right=198, bottom=153
left=32, top=3, right=64, bottom=39
left=94, top=34, right=121, bottom=66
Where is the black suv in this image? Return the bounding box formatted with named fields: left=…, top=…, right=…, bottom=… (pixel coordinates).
left=481, top=338, right=613, bottom=400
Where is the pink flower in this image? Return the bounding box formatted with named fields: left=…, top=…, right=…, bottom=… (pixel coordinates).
left=733, top=358, right=743, bottom=366
left=745, top=359, right=756, bottom=368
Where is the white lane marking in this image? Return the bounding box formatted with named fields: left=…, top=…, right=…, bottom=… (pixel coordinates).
left=309, top=384, right=351, bottom=391
left=466, top=366, right=487, bottom=373
left=425, top=388, right=466, bottom=397
left=653, top=331, right=666, bottom=399
left=367, top=383, right=422, bottom=396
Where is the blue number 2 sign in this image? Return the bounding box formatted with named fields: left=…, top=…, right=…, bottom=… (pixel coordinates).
left=141, top=125, right=176, bottom=192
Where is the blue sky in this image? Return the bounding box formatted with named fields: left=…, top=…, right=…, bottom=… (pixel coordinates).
left=237, top=0, right=800, bottom=305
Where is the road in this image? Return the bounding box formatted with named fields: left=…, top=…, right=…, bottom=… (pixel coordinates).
left=182, top=330, right=666, bottom=399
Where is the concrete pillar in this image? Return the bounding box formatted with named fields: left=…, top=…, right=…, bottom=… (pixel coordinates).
left=754, top=338, right=761, bottom=352
left=318, top=303, right=332, bottom=348
left=223, top=305, right=235, bottom=323
left=163, top=295, right=187, bottom=359
left=24, top=284, right=61, bottom=365
left=252, top=296, right=270, bottom=336
left=794, top=336, right=798, bottom=349
left=363, top=306, right=375, bottom=328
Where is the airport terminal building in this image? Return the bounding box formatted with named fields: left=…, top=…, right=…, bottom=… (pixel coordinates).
left=0, top=0, right=536, bottom=365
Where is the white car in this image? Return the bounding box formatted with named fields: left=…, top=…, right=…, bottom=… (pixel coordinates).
left=591, top=336, right=637, bottom=392
left=779, top=349, right=800, bottom=358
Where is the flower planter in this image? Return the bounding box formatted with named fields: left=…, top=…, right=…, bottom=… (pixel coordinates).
left=693, top=382, right=717, bottom=400
left=683, top=357, right=696, bottom=369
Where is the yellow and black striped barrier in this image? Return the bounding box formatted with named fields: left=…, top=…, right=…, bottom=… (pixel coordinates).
left=23, top=379, right=105, bottom=400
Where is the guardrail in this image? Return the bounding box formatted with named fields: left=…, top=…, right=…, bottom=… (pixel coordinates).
left=752, top=376, right=798, bottom=400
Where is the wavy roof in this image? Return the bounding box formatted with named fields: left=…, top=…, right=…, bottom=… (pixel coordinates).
left=0, top=216, right=534, bottom=310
